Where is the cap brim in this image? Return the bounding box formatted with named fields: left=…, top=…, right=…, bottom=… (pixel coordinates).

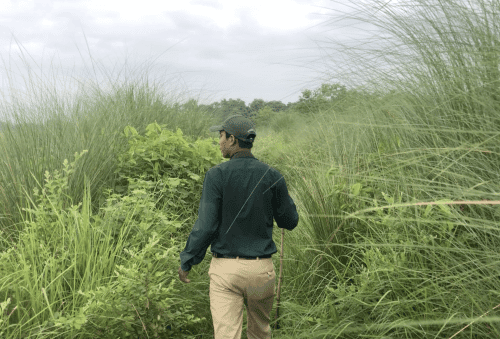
left=209, top=125, right=223, bottom=133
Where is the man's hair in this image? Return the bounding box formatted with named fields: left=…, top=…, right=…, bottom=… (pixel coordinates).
left=222, top=131, right=253, bottom=149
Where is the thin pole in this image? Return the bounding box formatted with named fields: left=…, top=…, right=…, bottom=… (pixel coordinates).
left=274, top=227, right=284, bottom=330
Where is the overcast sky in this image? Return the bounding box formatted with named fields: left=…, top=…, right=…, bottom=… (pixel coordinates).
left=0, top=0, right=373, bottom=106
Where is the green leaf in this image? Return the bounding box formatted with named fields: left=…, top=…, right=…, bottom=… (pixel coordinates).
left=382, top=192, right=394, bottom=204
left=350, top=183, right=362, bottom=196
left=424, top=204, right=433, bottom=217
left=0, top=298, right=10, bottom=312
left=438, top=203, right=451, bottom=216
left=124, top=126, right=138, bottom=137
left=167, top=178, right=181, bottom=187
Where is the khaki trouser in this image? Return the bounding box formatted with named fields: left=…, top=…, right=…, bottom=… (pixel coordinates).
left=208, top=256, right=276, bottom=339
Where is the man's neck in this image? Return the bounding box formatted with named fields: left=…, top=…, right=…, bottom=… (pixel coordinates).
left=230, top=149, right=253, bottom=159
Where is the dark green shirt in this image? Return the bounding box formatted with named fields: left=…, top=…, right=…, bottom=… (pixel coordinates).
left=180, top=149, right=299, bottom=271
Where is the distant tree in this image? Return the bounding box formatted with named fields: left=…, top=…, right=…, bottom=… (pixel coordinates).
left=208, top=102, right=223, bottom=115
left=198, top=103, right=210, bottom=111
left=198, top=102, right=220, bottom=119
left=265, top=100, right=287, bottom=112
left=181, top=99, right=198, bottom=111
left=294, top=82, right=348, bottom=115
left=253, top=106, right=274, bottom=127
left=249, top=99, right=266, bottom=114
left=316, top=83, right=347, bottom=101
left=294, top=89, right=325, bottom=115
left=302, top=89, right=312, bottom=99
left=220, top=98, right=250, bottom=119
left=172, top=102, right=181, bottom=111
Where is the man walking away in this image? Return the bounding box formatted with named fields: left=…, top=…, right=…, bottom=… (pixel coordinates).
left=179, top=115, right=299, bottom=339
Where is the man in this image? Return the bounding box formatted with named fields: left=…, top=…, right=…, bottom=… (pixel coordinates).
left=179, top=114, right=299, bottom=339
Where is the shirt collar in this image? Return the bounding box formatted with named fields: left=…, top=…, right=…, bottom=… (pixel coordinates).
left=230, top=149, right=255, bottom=160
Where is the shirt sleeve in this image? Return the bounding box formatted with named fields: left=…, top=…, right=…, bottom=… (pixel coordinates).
left=180, top=168, right=222, bottom=271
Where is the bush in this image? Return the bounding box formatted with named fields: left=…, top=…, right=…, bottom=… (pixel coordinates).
left=0, top=141, right=215, bottom=338
left=82, top=234, right=205, bottom=338
left=115, top=122, right=223, bottom=223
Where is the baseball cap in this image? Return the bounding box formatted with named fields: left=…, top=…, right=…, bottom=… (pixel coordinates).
left=209, top=115, right=257, bottom=143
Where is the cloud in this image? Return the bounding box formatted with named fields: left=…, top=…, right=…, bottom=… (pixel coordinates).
left=0, top=0, right=359, bottom=105
left=191, top=0, right=223, bottom=10
left=167, top=10, right=217, bottom=34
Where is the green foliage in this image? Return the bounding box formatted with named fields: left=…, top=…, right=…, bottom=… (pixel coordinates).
left=116, top=121, right=223, bottom=222
left=249, top=98, right=266, bottom=114
left=310, top=180, right=499, bottom=337
left=179, top=98, right=199, bottom=113
left=252, top=106, right=298, bottom=135
left=100, top=178, right=185, bottom=250
left=216, top=98, right=251, bottom=120
left=24, top=151, right=88, bottom=241
left=0, top=55, right=223, bottom=235
left=3, top=1, right=500, bottom=335
left=0, top=152, right=111, bottom=338
left=270, top=111, right=300, bottom=135
left=0, top=149, right=208, bottom=338
left=203, top=98, right=290, bottom=126
left=265, top=100, right=287, bottom=112
left=0, top=298, right=13, bottom=337
left=83, top=234, right=205, bottom=338
left=254, top=106, right=274, bottom=126
left=294, top=83, right=349, bottom=115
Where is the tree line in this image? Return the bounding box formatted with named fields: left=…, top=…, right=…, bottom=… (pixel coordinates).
left=174, top=82, right=364, bottom=125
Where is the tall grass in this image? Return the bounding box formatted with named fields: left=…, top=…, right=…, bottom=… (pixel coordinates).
left=1, top=185, right=121, bottom=338
left=254, top=0, right=500, bottom=337
left=2, top=0, right=500, bottom=337
left=0, top=55, right=219, bottom=237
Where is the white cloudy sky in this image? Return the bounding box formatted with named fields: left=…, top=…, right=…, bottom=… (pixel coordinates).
left=0, top=0, right=376, bottom=106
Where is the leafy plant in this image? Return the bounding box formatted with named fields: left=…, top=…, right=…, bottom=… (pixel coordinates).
left=100, top=177, right=185, bottom=251
left=83, top=233, right=205, bottom=338
left=115, top=122, right=223, bottom=223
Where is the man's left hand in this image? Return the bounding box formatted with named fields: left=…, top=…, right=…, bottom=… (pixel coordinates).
left=178, top=266, right=191, bottom=283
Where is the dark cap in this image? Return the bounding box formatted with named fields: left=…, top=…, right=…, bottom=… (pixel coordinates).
left=209, top=115, right=257, bottom=143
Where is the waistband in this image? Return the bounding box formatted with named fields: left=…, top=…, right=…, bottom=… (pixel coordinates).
left=212, top=252, right=272, bottom=260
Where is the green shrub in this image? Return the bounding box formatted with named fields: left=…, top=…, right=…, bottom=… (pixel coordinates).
left=82, top=233, right=205, bottom=338
left=0, top=152, right=116, bottom=338
left=115, top=122, right=223, bottom=223
left=0, top=146, right=212, bottom=338
left=100, top=178, right=185, bottom=251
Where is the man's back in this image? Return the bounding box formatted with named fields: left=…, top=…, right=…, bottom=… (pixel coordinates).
left=209, top=150, right=299, bottom=258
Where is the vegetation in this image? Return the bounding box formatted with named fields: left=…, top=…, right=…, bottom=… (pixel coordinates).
left=1, top=0, right=500, bottom=338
